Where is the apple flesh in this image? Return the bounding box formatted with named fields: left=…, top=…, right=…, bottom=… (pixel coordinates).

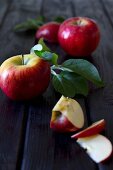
left=50, top=96, right=84, bottom=132
left=71, top=119, right=105, bottom=139
left=35, top=22, right=60, bottom=43
left=77, top=134, right=112, bottom=163
left=0, top=54, right=50, bottom=100
left=58, top=17, right=100, bottom=57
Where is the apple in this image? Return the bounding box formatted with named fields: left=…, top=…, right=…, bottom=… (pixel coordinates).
left=77, top=134, right=112, bottom=163
left=0, top=54, right=50, bottom=100
left=58, top=17, right=100, bottom=57
left=50, top=96, right=84, bottom=132
left=71, top=119, right=105, bottom=139
left=35, top=22, right=60, bottom=43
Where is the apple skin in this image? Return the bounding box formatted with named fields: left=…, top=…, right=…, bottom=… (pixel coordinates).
left=50, top=112, right=78, bottom=133
left=35, top=22, right=60, bottom=43
left=71, top=119, right=105, bottom=139
left=58, top=17, right=100, bottom=57
left=0, top=54, right=50, bottom=100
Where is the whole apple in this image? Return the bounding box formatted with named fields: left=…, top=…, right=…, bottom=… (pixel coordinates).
left=0, top=54, right=50, bottom=100
left=58, top=17, right=100, bottom=57
left=35, top=22, right=60, bottom=43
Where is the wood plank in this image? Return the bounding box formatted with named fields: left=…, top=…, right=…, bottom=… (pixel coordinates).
left=0, top=0, right=42, bottom=169
left=0, top=0, right=42, bottom=63
left=0, top=91, right=25, bottom=170
left=13, top=0, right=42, bottom=12
left=99, top=0, right=113, bottom=28
left=73, top=0, right=113, bottom=169
left=0, top=0, right=10, bottom=26
left=21, top=0, right=95, bottom=170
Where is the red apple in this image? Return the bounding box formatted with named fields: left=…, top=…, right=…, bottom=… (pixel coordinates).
left=50, top=96, right=84, bottom=132
left=71, top=119, right=105, bottom=139
left=35, top=22, right=60, bottom=43
left=77, top=134, right=112, bottom=163
left=0, top=54, right=50, bottom=100
left=58, top=17, right=100, bottom=57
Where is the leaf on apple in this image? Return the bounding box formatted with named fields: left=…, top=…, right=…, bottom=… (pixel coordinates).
left=52, top=71, right=89, bottom=97
left=31, top=38, right=58, bottom=65
left=30, top=38, right=50, bottom=54
left=35, top=51, right=58, bottom=65
left=38, top=38, right=50, bottom=52
left=62, top=59, right=104, bottom=87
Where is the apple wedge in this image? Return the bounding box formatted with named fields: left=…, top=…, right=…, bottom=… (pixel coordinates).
left=77, top=134, right=112, bottom=163
left=50, top=96, right=84, bottom=132
left=71, top=119, right=105, bottom=139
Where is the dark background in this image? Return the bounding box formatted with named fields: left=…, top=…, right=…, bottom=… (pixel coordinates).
left=0, top=0, right=113, bottom=170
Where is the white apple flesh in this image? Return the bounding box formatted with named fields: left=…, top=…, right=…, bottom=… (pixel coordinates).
left=77, top=134, right=112, bottom=163
left=50, top=96, right=84, bottom=132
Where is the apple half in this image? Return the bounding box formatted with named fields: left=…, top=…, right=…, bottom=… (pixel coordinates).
left=77, top=134, right=112, bottom=163
left=50, top=96, right=84, bottom=132
left=71, top=119, right=105, bottom=139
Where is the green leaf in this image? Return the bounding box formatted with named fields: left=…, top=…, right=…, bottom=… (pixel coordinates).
left=52, top=71, right=89, bottom=97
left=34, top=50, right=42, bottom=57
left=34, top=51, right=58, bottom=65
left=38, top=38, right=50, bottom=52
left=52, top=73, right=76, bottom=97
left=54, top=16, right=65, bottom=23
left=14, top=16, right=45, bottom=32
left=60, top=72, right=89, bottom=96
left=62, top=59, right=104, bottom=87
left=42, top=52, right=58, bottom=65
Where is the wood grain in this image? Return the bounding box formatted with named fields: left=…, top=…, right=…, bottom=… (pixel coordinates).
left=0, top=90, right=25, bottom=170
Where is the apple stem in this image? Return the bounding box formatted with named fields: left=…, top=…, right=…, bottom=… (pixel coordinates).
left=78, top=20, right=82, bottom=25
left=22, top=54, right=24, bottom=65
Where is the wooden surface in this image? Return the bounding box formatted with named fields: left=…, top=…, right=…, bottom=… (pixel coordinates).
left=0, top=0, right=113, bottom=169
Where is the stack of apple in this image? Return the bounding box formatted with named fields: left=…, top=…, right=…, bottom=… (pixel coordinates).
left=50, top=96, right=112, bottom=163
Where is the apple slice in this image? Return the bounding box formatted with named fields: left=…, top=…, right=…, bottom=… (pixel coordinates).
left=71, top=119, right=105, bottom=139
left=77, top=134, right=112, bottom=163
left=50, top=96, right=84, bottom=132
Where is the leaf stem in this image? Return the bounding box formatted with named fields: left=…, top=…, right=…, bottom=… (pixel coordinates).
left=51, top=65, right=73, bottom=72
left=51, top=68, right=57, bottom=76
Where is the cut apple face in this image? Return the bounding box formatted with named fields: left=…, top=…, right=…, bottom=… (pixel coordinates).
left=71, top=119, right=105, bottom=139
left=77, top=134, right=112, bottom=163
left=50, top=96, right=84, bottom=132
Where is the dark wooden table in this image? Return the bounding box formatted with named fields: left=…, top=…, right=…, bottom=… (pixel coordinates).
left=0, top=0, right=113, bottom=169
